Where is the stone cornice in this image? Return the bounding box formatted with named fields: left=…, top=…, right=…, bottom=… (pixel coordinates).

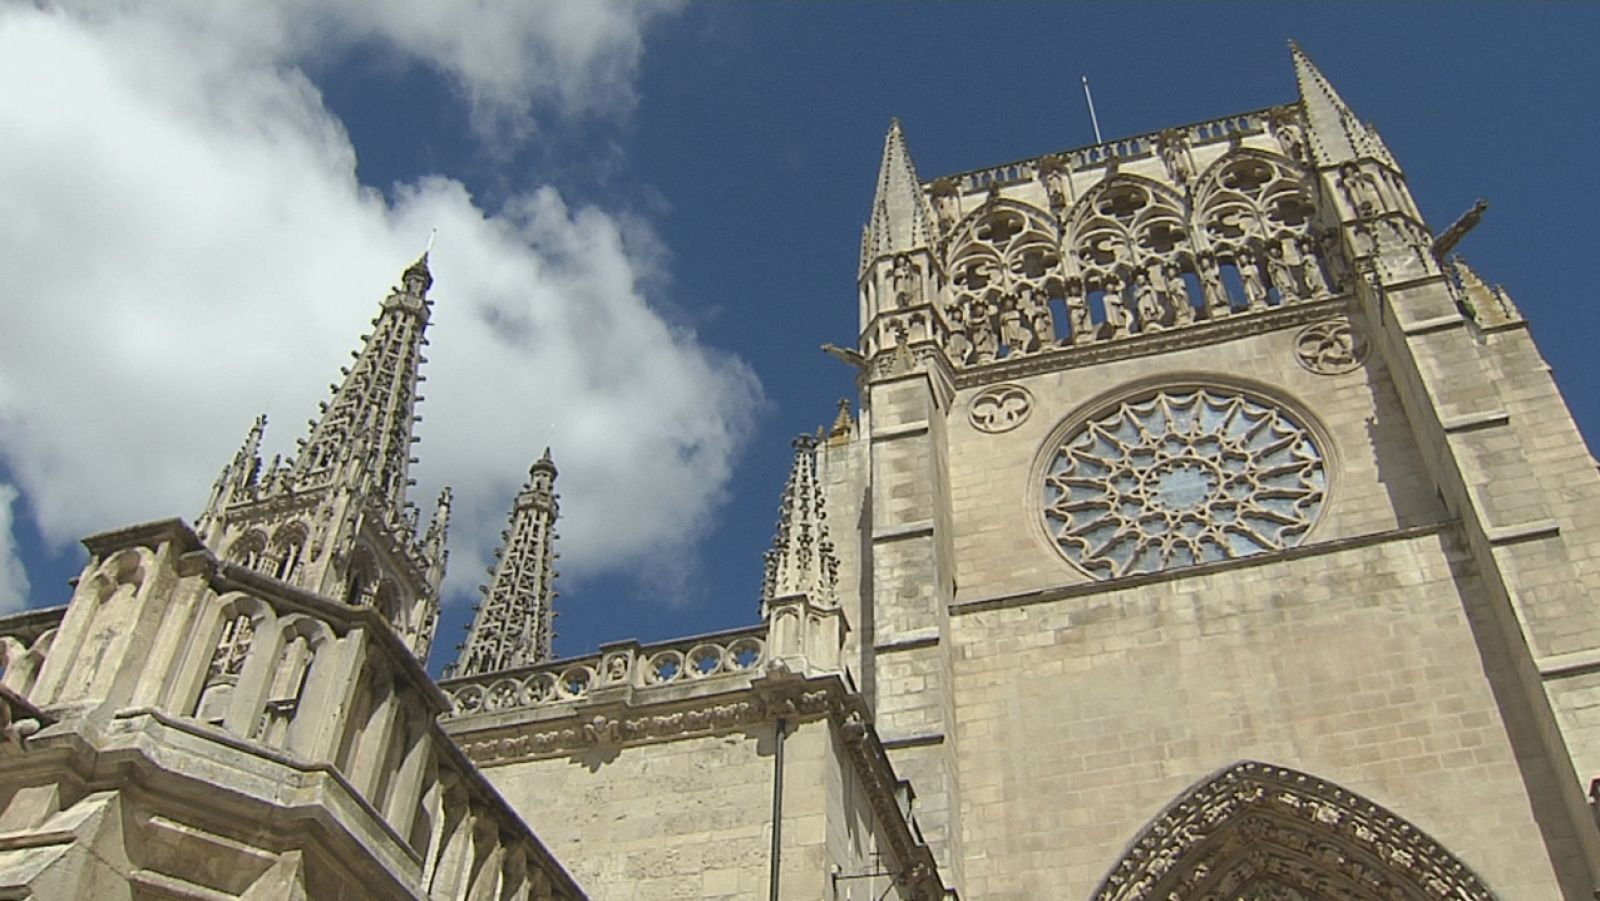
left=952, top=521, right=1453, bottom=616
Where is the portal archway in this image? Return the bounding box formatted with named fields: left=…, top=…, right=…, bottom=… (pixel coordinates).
left=1092, top=761, right=1498, bottom=901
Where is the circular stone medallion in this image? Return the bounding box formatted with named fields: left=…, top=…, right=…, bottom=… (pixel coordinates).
left=969, top=383, right=1033, bottom=433
left=1294, top=319, right=1368, bottom=375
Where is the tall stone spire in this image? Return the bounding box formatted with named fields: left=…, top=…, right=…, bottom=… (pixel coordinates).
left=293, top=253, right=433, bottom=520
left=1290, top=41, right=1394, bottom=168
left=860, top=118, right=936, bottom=275
left=447, top=449, right=561, bottom=678
left=762, top=435, right=839, bottom=610
left=196, top=256, right=450, bottom=661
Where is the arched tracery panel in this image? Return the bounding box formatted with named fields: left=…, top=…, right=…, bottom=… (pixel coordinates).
left=268, top=522, right=308, bottom=582
left=225, top=529, right=269, bottom=573
left=943, top=200, right=1063, bottom=363
left=1193, top=150, right=1332, bottom=307
left=1092, top=761, right=1499, bottom=901
left=1066, top=175, right=1199, bottom=337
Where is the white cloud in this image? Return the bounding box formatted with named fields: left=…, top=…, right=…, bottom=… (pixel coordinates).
left=0, top=5, right=758, bottom=600
left=54, top=0, right=683, bottom=144
left=0, top=486, right=29, bottom=613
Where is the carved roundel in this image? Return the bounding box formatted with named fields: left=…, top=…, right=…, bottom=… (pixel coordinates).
left=1294, top=318, right=1368, bottom=375
left=969, top=383, right=1033, bottom=433
left=1042, top=387, right=1326, bottom=579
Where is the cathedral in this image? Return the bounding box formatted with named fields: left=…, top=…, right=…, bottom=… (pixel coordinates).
left=1, top=43, right=1598, bottom=900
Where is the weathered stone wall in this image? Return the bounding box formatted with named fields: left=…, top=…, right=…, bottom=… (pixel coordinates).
left=944, top=307, right=1446, bottom=608
left=477, top=718, right=922, bottom=901
left=950, top=529, right=1580, bottom=898
left=482, top=729, right=778, bottom=899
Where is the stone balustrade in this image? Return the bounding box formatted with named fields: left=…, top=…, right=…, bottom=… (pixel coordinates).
left=443, top=591, right=848, bottom=722
left=443, top=625, right=769, bottom=718
left=0, top=518, right=584, bottom=900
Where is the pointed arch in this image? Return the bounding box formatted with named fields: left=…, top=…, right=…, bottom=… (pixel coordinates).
left=944, top=199, right=1062, bottom=296
left=1193, top=148, right=1317, bottom=248
left=225, top=529, right=269, bottom=572
left=268, top=522, right=309, bottom=582
left=1064, top=173, right=1192, bottom=270
left=1092, top=761, right=1498, bottom=901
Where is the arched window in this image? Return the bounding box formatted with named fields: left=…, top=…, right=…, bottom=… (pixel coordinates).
left=226, top=530, right=269, bottom=571
left=269, top=523, right=309, bottom=583
left=345, top=547, right=379, bottom=606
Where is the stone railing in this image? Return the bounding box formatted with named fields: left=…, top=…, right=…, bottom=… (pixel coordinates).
left=444, top=591, right=849, bottom=721
left=947, top=105, right=1276, bottom=195
left=443, top=625, right=769, bottom=718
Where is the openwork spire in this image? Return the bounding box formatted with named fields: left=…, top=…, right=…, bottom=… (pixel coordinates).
left=448, top=450, right=561, bottom=678
left=293, top=254, right=433, bottom=520
left=195, top=256, right=449, bottom=661
left=1290, top=41, right=1393, bottom=167
left=860, top=118, right=936, bottom=275
left=762, top=435, right=839, bottom=609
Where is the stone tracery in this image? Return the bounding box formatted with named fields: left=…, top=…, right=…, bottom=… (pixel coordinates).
left=928, top=142, right=1340, bottom=368
left=1042, top=387, right=1325, bottom=579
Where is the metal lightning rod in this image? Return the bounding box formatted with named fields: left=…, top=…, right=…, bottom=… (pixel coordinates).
left=1081, top=76, right=1104, bottom=145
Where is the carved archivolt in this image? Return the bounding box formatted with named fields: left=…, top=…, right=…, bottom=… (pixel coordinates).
left=1042, top=387, right=1325, bottom=578
left=1092, top=761, right=1499, bottom=901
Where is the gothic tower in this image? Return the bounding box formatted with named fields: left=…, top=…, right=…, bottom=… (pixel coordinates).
left=196, top=254, right=451, bottom=659
left=817, top=42, right=1600, bottom=898
left=448, top=449, right=562, bottom=677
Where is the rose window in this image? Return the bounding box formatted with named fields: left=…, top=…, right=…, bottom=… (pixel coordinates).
left=1043, top=388, right=1325, bottom=578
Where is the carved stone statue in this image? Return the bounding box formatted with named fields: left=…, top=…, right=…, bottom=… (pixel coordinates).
left=998, top=294, right=1031, bottom=355
left=1038, top=155, right=1072, bottom=212
left=1337, top=163, right=1381, bottom=216
left=1065, top=277, right=1093, bottom=344
left=944, top=303, right=972, bottom=364
left=1238, top=249, right=1270, bottom=310
left=1197, top=252, right=1230, bottom=317
left=1157, top=129, right=1195, bottom=187
left=1271, top=110, right=1307, bottom=163
left=1161, top=260, right=1195, bottom=326
left=970, top=299, right=999, bottom=364
left=930, top=178, right=961, bottom=233
left=1022, top=286, right=1056, bottom=350
left=1101, top=273, right=1130, bottom=338
left=892, top=254, right=918, bottom=308
left=1298, top=235, right=1331, bottom=297
left=1134, top=267, right=1166, bottom=332
left=1266, top=239, right=1303, bottom=301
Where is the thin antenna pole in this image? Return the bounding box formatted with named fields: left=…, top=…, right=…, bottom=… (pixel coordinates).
left=425, top=227, right=438, bottom=254
left=1081, top=76, right=1103, bottom=144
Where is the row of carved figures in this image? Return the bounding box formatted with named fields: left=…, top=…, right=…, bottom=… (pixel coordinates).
left=929, top=232, right=1340, bottom=364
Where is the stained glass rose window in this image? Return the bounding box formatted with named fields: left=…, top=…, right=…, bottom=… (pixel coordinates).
left=1042, top=388, right=1325, bottom=578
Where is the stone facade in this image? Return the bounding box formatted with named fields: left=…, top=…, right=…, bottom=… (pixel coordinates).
left=3, top=41, right=1599, bottom=901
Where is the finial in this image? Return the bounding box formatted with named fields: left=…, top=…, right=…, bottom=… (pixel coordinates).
left=403, top=252, right=433, bottom=296
left=828, top=398, right=853, bottom=444
left=531, top=446, right=557, bottom=476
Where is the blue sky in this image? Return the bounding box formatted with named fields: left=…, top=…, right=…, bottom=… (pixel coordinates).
left=1, top=3, right=1596, bottom=672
